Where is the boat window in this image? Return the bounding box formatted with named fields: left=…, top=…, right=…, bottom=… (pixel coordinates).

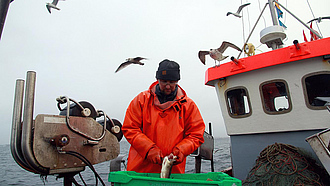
left=225, top=87, right=251, bottom=118
left=303, top=72, right=330, bottom=110
left=260, top=80, right=292, bottom=114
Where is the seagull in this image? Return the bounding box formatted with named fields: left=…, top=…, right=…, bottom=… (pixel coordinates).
left=226, top=3, right=251, bottom=18
left=198, top=41, right=242, bottom=66
left=115, top=57, right=147, bottom=73
left=46, top=0, right=61, bottom=14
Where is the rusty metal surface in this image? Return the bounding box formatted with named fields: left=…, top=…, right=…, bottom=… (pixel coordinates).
left=199, top=132, right=214, bottom=160
left=191, top=131, right=214, bottom=160
left=33, top=114, right=120, bottom=174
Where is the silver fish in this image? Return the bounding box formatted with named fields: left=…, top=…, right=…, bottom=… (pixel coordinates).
left=160, top=155, right=176, bottom=178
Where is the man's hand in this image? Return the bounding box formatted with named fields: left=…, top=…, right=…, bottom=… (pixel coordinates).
left=172, top=147, right=184, bottom=165
left=146, top=146, right=164, bottom=164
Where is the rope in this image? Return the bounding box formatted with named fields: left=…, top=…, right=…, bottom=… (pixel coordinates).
left=245, top=0, right=251, bottom=33
left=241, top=0, right=246, bottom=51
left=243, top=143, right=328, bottom=186
left=257, top=0, right=267, bottom=28
left=306, top=0, right=323, bottom=37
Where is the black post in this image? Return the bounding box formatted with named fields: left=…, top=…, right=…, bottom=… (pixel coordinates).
left=210, top=158, right=214, bottom=172
left=59, top=172, right=78, bottom=186
left=195, top=156, right=201, bottom=173
left=208, top=122, right=212, bottom=136
left=0, top=0, right=11, bottom=40
left=209, top=122, right=215, bottom=172
left=63, top=176, right=73, bottom=186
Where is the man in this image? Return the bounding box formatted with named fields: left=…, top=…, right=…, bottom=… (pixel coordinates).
left=122, top=59, right=205, bottom=174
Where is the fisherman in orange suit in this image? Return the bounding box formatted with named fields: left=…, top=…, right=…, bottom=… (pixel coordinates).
left=122, top=59, right=205, bottom=174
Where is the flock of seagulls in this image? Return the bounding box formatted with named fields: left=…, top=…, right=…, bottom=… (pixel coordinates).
left=45, top=1, right=250, bottom=71
left=113, top=3, right=250, bottom=72
left=197, top=3, right=250, bottom=67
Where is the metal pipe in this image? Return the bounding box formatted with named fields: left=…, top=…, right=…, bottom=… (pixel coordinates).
left=0, top=0, right=11, bottom=40
left=268, top=0, right=278, bottom=26
left=21, top=71, right=48, bottom=174
left=237, top=3, right=268, bottom=59
left=208, top=122, right=212, bottom=136
left=63, top=96, right=107, bottom=141
left=10, top=79, right=36, bottom=172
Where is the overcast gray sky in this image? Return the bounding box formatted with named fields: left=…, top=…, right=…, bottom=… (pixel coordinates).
left=1, top=0, right=329, bottom=145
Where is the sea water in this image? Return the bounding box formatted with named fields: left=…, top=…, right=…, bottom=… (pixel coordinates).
left=0, top=138, right=231, bottom=185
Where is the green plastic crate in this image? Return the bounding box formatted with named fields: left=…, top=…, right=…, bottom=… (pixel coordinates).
left=108, top=171, right=242, bottom=186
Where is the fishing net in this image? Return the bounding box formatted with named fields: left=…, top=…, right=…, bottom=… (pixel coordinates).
left=242, top=143, right=330, bottom=186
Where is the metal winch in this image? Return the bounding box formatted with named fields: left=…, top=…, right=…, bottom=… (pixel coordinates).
left=10, top=71, right=122, bottom=185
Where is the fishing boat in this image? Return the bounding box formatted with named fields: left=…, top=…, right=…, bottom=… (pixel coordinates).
left=204, top=0, right=330, bottom=184
left=5, top=0, right=330, bottom=185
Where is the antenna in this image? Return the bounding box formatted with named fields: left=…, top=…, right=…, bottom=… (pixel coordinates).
left=259, top=0, right=286, bottom=50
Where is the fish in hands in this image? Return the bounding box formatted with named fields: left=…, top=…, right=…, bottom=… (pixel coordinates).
left=160, top=154, right=177, bottom=178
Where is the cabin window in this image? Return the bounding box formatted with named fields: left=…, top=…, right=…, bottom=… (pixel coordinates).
left=260, top=80, right=292, bottom=114
left=303, top=72, right=330, bottom=110
left=225, top=87, right=251, bottom=118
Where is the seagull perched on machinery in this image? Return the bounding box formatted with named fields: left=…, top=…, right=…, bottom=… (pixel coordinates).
left=198, top=41, right=242, bottom=66
left=115, top=57, right=147, bottom=73
left=46, top=0, right=62, bottom=14
left=226, top=3, right=251, bottom=18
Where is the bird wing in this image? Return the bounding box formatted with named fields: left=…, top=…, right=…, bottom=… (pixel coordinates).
left=52, top=0, right=59, bottom=6
left=46, top=0, right=60, bottom=13
left=46, top=4, right=52, bottom=13
left=237, top=3, right=251, bottom=13
left=198, top=51, right=210, bottom=65
left=218, top=41, right=242, bottom=53
left=132, top=57, right=146, bottom=62
left=226, top=12, right=233, bottom=16
left=115, top=61, right=133, bottom=73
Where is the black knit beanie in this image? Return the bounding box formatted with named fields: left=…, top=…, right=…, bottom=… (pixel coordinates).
left=156, top=59, right=180, bottom=81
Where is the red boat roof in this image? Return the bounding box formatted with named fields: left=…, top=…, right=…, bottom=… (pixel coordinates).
left=205, top=37, right=330, bottom=86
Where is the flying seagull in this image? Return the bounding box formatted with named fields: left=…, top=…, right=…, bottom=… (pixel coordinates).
left=226, top=3, right=251, bottom=18
left=46, top=0, right=61, bottom=14
left=198, top=41, right=242, bottom=66
left=115, top=57, right=147, bottom=73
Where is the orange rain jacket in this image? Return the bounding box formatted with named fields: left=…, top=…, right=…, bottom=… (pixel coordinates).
left=122, top=81, right=205, bottom=173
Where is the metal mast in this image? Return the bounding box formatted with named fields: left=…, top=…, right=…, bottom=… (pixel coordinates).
left=268, top=0, right=279, bottom=26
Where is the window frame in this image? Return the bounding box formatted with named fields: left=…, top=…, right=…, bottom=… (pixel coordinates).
left=302, top=71, right=330, bottom=110
left=259, top=79, right=292, bottom=115
left=225, top=86, right=252, bottom=118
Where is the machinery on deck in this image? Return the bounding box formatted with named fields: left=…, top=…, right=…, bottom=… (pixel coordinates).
left=10, top=71, right=122, bottom=185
